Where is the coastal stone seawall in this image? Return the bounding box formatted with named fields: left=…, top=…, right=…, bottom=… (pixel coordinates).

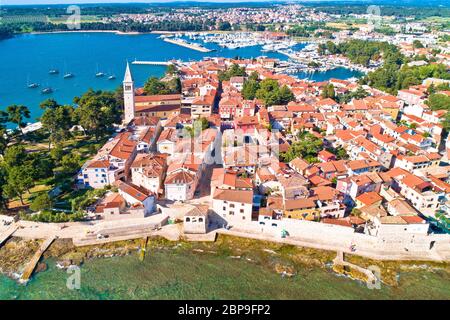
left=2, top=214, right=449, bottom=262
left=225, top=219, right=450, bottom=261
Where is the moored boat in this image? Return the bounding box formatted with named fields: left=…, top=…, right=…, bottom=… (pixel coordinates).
left=27, top=83, right=40, bottom=89
left=41, top=87, right=53, bottom=94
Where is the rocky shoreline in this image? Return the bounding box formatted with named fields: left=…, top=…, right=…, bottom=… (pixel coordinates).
left=0, top=235, right=448, bottom=286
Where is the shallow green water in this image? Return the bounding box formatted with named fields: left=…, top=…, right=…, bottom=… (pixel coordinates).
left=1, top=251, right=449, bottom=300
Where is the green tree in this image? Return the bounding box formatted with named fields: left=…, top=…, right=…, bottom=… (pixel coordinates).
left=3, top=145, right=27, bottom=168
left=425, top=93, right=450, bottom=111
left=39, top=98, right=59, bottom=110
left=366, top=62, right=449, bottom=94
left=255, top=79, right=294, bottom=106
left=321, top=40, right=402, bottom=68
left=280, top=132, right=323, bottom=163
left=321, top=83, right=335, bottom=99
left=3, top=165, right=34, bottom=205
left=28, top=154, right=55, bottom=180
left=144, top=77, right=168, bottom=95
left=41, top=103, right=74, bottom=150
left=165, top=77, right=182, bottom=94
left=6, top=104, right=30, bottom=129
left=218, top=21, right=232, bottom=31
left=61, top=153, right=81, bottom=174
left=73, top=89, right=122, bottom=141
left=30, top=193, right=53, bottom=212
left=336, top=86, right=368, bottom=104
left=0, top=165, right=8, bottom=211
left=242, top=79, right=260, bottom=100
left=143, top=76, right=181, bottom=95
left=413, top=40, right=424, bottom=49
left=218, top=63, right=246, bottom=82
left=166, top=64, right=177, bottom=75
left=0, top=128, right=8, bottom=156
left=50, top=145, right=64, bottom=164
left=326, top=147, right=349, bottom=160
left=248, top=71, right=259, bottom=82
left=279, top=85, right=295, bottom=104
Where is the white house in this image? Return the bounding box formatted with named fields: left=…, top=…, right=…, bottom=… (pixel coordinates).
left=78, top=160, right=115, bottom=189
left=183, top=205, right=209, bottom=234
left=365, top=215, right=429, bottom=236
left=392, top=173, right=440, bottom=217
left=212, top=189, right=253, bottom=226
left=77, top=132, right=138, bottom=188
left=164, top=169, right=197, bottom=201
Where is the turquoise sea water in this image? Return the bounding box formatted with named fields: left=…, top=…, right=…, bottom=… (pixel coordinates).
left=0, top=32, right=361, bottom=125
left=0, top=252, right=449, bottom=300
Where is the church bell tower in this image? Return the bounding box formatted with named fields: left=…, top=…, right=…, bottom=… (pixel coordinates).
left=123, top=62, right=135, bottom=124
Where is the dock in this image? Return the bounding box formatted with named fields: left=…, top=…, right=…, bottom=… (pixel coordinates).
left=19, top=235, right=56, bottom=284
left=0, top=224, right=19, bottom=248
left=163, top=37, right=212, bottom=53
left=132, top=61, right=173, bottom=66
left=333, top=251, right=378, bottom=284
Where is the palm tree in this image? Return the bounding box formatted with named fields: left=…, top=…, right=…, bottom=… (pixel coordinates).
left=6, top=104, right=30, bottom=129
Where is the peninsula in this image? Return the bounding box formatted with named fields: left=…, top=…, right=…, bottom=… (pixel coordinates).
left=0, top=1, right=449, bottom=298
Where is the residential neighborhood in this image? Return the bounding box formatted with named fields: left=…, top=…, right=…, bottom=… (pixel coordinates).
left=69, top=53, right=450, bottom=250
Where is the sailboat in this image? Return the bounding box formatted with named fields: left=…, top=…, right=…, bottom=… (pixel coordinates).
left=95, top=63, right=105, bottom=77
left=107, top=69, right=116, bottom=80
left=41, top=87, right=53, bottom=94
left=28, top=83, right=40, bottom=89
left=63, top=62, right=74, bottom=79
left=26, top=75, right=39, bottom=89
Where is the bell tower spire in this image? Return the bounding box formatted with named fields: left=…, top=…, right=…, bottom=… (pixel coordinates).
left=123, top=61, right=135, bottom=124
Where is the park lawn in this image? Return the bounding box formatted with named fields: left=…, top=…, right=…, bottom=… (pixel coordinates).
left=23, top=142, right=51, bottom=153
left=8, top=132, right=105, bottom=212
left=8, top=184, right=52, bottom=209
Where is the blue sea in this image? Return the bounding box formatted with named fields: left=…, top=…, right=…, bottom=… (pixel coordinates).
left=0, top=32, right=361, bottom=125
left=1, top=251, right=449, bottom=300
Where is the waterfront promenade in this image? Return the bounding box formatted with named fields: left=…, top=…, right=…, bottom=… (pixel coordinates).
left=1, top=214, right=449, bottom=263
left=217, top=227, right=450, bottom=262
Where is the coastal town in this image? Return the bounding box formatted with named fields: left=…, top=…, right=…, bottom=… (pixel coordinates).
left=72, top=50, right=450, bottom=253
left=0, top=2, right=449, bottom=292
